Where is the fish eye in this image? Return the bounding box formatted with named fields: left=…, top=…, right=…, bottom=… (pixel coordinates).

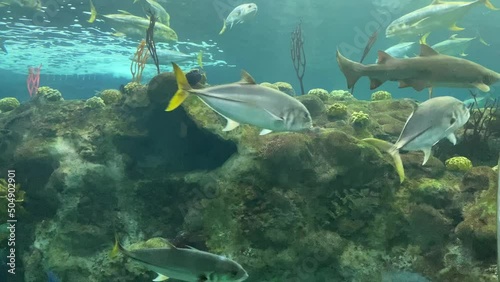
left=483, top=75, right=491, bottom=84
left=450, top=117, right=456, bottom=125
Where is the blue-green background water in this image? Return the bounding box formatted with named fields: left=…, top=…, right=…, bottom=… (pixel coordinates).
left=1, top=0, right=499, bottom=101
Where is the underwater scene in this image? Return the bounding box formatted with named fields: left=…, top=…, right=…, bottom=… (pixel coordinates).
left=1, top=0, right=500, bottom=281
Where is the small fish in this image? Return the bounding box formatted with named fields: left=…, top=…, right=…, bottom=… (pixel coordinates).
left=364, top=96, right=470, bottom=182
left=374, top=42, right=417, bottom=63
left=166, top=63, right=312, bottom=135
left=219, top=3, right=258, bottom=35
left=463, top=92, right=495, bottom=108
left=386, top=0, right=498, bottom=39
left=421, top=33, right=488, bottom=57
left=111, top=236, right=249, bottom=282
left=0, top=38, right=7, bottom=54
left=47, top=271, right=61, bottom=282
left=129, top=49, right=192, bottom=64
left=337, top=44, right=500, bottom=93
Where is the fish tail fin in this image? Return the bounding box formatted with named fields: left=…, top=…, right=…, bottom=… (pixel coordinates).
left=87, top=0, right=97, bottom=23
left=363, top=138, right=405, bottom=183
left=474, top=29, right=490, bottom=46
left=419, top=32, right=430, bottom=45
left=336, top=49, right=364, bottom=90
left=110, top=234, right=122, bottom=258
left=480, top=0, right=499, bottom=10
left=166, top=62, right=192, bottom=111
left=219, top=21, right=227, bottom=35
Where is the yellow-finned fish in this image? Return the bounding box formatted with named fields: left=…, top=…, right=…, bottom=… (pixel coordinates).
left=111, top=235, right=249, bottom=282
left=420, top=32, right=489, bottom=57
left=87, top=0, right=177, bottom=42
left=364, top=96, right=470, bottom=183
left=197, top=51, right=203, bottom=69
left=386, top=0, right=498, bottom=39
left=219, top=3, right=258, bottom=35
left=167, top=63, right=312, bottom=135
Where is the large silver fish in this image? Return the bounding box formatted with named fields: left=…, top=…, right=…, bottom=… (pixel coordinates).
left=364, top=96, right=470, bottom=182
left=129, top=49, right=192, bottom=64
left=219, top=3, right=258, bottom=35
left=374, top=42, right=417, bottom=63
left=166, top=63, right=312, bottom=135
left=112, top=237, right=248, bottom=282
left=386, top=0, right=498, bottom=39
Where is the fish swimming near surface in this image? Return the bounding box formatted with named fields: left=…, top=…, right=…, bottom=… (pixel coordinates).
left=219, top=3, right=258, bottom=35
left=87, top=0, right=177, bottom=42
left=136, top=0, right=171, bottom=26
left=374, top=42, right=417, bottom=63
left=166, top=63, right=313, bottom=135
left=337, top=44, right=500, bottom=93
left=0, top=0, right=41, bottom=9
left=386, top=0, right=498, bottom=39
left=129, top=49, right=192, bottom=64
left=0, top=38, right=7, bottom=54
left=111, top=236, right=249, bottom=282
left=421, top=32, right=488, bottom=57
left=363, top=96, right=470, bottom=182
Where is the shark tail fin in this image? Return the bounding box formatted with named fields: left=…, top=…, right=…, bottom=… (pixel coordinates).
left=480, top=0, right=499, bottom=10
left=363, top=138, right=405, bottom=183
left=219, top=21, right=227, bottom=35
left=166, top=63, right=193, bottom=111
left=336, top=50, right=364, bottom=90
left=88, top=0, right=97, bottom=23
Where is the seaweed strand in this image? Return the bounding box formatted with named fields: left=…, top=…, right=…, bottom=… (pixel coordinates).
left=290, top=19, right=306, bottom=95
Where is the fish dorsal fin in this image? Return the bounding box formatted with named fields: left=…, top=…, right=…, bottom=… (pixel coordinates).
left=449, top=34, right=458, bottom=39
left=422, top=147, right=432, bottom=165
left=117, top=9, right=133, bottom=15
left=239, top=70, right=257, bottom=84
left=377, top=51, right=394, bottom=64
left=419, top=44, right=439, bottom=56
left=431, top=0, right=442, bottom=4
left=185, top=245, right=200, bottom=251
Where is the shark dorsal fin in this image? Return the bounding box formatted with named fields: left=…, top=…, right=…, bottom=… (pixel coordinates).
left=239, top=70, right=257, bottom=84
left=377, top=51, right=394, bottom=64
left=419, top=44, right=439, bottom=56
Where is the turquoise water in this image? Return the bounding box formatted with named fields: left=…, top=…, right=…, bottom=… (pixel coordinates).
left=0, top=0, right=500, bottom=281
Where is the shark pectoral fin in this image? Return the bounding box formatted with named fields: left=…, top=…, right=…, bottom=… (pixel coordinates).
left=259, top=129, right=273, bottom=135
left=422, top=147, right=432, bottom=165
left=222, top=118, right=240, bottom=132
left=410, top=80, right=428, bottom=92
left=370, top=78, right=384, bottom=90
left=449, top=23, right=464, bottom=31
left=153, top=273, right=169, bottom=281
left=447, top=133, right=457, bottom=145
left=474, top=83, right=490, bottom=92
left=362, top=138, right=405, bottom=183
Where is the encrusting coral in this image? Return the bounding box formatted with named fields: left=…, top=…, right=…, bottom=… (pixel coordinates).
left=445, top=156, right=473, bottom=172
left=0, top=97, right=20, bottom=112
left=371, top=90, right=392, bottom=101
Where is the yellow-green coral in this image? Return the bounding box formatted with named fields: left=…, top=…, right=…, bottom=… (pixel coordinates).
left=330, top=90, right=354, bottom=101
left=327, top=103, right=348, bottom=119
left=273, top=82, right=296, bottom=96
left=99, top=89, right=122, bottom=105
left=0, top=97, right=20, bottom=112
left=445, top=156, right=473, bottom=172
left=85, top=97, right=106, bottom=109
left=37, top=86, right=63, bottom=101
left=260, top=82, right=279, bottom=91
left=371, top=90, right=392, bottom=101
left=123, top=82, right=143, bottom=95
left=0, top=178, right=26, bottom=222
left=307, top=88, right=329, bottom=101
left=350, top=111, right=370, bottom=128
